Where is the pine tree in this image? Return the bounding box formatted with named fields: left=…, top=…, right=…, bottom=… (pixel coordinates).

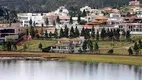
left=45, top=30, right=48, bottom=38
left=91, top=26, right=95, bottom=39
left=30, top=27, right=35, bottom=38
left=45, top=18, right=49, bottom=26
left=53, top=21, right=56, bottom=26
left=94, top=42, right=99, bottom=54
left=128, top=47, right=133, bottom=56
left=82, top=10, right=87, bottom=17
left=26, top=28, right=29, bottom=36
left=101, top=28, right=106, bottom=40
left=84, top=29, right=90, bottom=39
left=81, top=27, right=85, bottom=36
left=96, top=30, right=99, bottom=40
left=69, top=16, right=73, bottom=24
left=126, top=30, right=131, bottom=41
left=64, top=25, right=69, bottom=37
left=56, top=16, right=60, bottom=24
left=116, top=28, right=120, bottom=40
left=133, top=42, right=140, bottom=55
left=139, top=40, right=142, bottom=48
left=38, top=43, right=43, bottom=50
left=40, top=27, right=44, bottom=36
left=33, top=21, right=36, bottom=27
left=122, top=29, right=126, bottom=40
left=77, top=14, right=81, bottom=24
left=49, top=32, right=52, bottom=38
left=59, top=28, right=64, bottom=38
left=23, top=44, right=28, bottom=51
left=88, top=40, right=93, bottom=51
left=75, top=26, right=80, bottom=37
left=54, top=28, right=58, bottom=38
left=70, top=26, right=75, bottom=38
left=82, top=40, right=87, bottom=52
left=29, top=19, right=32, bottom=27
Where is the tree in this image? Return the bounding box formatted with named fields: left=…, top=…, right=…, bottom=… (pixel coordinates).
left=138, top=40, right=142, bottom=48
left=45, top=30, right=48, bottom=38
left=128, top=47, right=133, bottom=56
left=49, top=32, right=52, bottom=38
left=91, top=27, right=95, bottom=39
left=54, top=28, right=58, bottom=38
left=126, top=30, right=131, bottom=41
left=33, top=21, right=36, bottom=27
left=94, top=42, right=99, bottom=54
left=101, top=28, right=106, bottom=40
left=82, top=40, right=88, bottom=52
left=53, top=21, right=56, bottom=26
left=69, top=16, right=73, bottom=24
left=82, top=10, right=87, bottom=17
left=23, top=44, right=28, bottom=51
left=133, top=42, right=140, bottom=55
left=88, top=40, right=93, bottom=52
left=70, top=26, right=75, bottom=38
left=77, top=14, right=81, bottom=24
left=59, top=28, right=64, bottom=38
left=45, top=18, right=49, bottom=26
left=121, top=29, right=126, bottom=40
left=9, top=10, right=17, bottom=23
left=29, top=19, right=32, bottom=26
left=38, top=43, right=43, bottom=50
left=81, top=27, right=85, bottom=36
left=75, top=26, right=80, bottom=37
left=96, top=30, right=99, bottom=40
left=40, top=27, right=44, bottom=36
left=64, top=25, right=69, bottom=37
left=35, top=29, right=39, bottom=38
left=56, top=16, right=60, bottom=24
left=25, top=28, right=29, bottom=36
left=30, top=27, right=35, bottom=38
left=84, top=29, right=90, bottom=39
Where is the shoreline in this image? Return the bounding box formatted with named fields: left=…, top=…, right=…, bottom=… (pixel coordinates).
left=0, top=51, right=142, bottom=66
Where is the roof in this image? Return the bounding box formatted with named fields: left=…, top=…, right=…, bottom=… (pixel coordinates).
left=52, top=43, right=70, bottom=47
left=103, top=7, right=112, bottom=11
left=58, top=37, right=82, bottom=41
left=59, top=15, right=70, bottom=20
left=83, top=24, right=93, bottom=29
left=95, top=15, right=108, bottom=20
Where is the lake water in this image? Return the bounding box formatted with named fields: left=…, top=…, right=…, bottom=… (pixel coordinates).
left=0, top=60, right=142, bottom=80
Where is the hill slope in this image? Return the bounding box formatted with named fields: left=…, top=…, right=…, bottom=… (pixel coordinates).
left=0, top=0, right=138, bottom=12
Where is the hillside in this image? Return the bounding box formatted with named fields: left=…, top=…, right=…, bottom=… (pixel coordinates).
left=0, top=0, right=132, bottom=12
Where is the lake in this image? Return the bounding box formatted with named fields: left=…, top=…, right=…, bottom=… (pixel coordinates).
left=0, top=60, right=142, bottom=80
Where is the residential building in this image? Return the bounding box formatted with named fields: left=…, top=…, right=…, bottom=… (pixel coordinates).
left=18, top=13, right=46, bottom=27
left=50, top=37, right=85, bottom=53
left=0, top=27, right=20, bottom=42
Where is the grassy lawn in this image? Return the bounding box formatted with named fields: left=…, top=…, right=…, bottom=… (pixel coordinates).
left=17, top=40, right=56, bottom=51
left=131, top=34, right=142, bottom=41
left=1, top=52, right=142, bottom=66
left=95, top=41, right=132, bottom=48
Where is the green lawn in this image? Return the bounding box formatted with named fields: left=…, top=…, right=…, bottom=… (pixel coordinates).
left=17, top=40, right=56, bottom=51
left=96, top=41, right=132, bottom=48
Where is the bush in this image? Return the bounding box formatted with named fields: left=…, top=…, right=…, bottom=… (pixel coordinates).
left=108, top=49, right=114, bottom=55
left=42, top=47, right=51, bottom=52
left=79, top=20, right=87, bottom=25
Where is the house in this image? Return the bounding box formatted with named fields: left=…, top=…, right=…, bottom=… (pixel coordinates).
left=18, top=13, right=46, bottom=27
left=0, top=27, right=20, bottom=42
left=129, top=0, right=140, bottom=12
left=50, top=37, right=85, bottom=53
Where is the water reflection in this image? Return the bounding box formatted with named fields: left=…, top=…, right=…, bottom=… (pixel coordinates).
left=0, top=60, right=141, bottom=80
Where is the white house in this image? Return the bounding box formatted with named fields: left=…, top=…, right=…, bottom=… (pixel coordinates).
left=18, top=13, right=46, bottom=27
left=54, top=6, right=69, bottom=15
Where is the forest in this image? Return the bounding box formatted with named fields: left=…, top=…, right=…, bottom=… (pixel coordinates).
left=0, top=0, right=133, bottom=12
